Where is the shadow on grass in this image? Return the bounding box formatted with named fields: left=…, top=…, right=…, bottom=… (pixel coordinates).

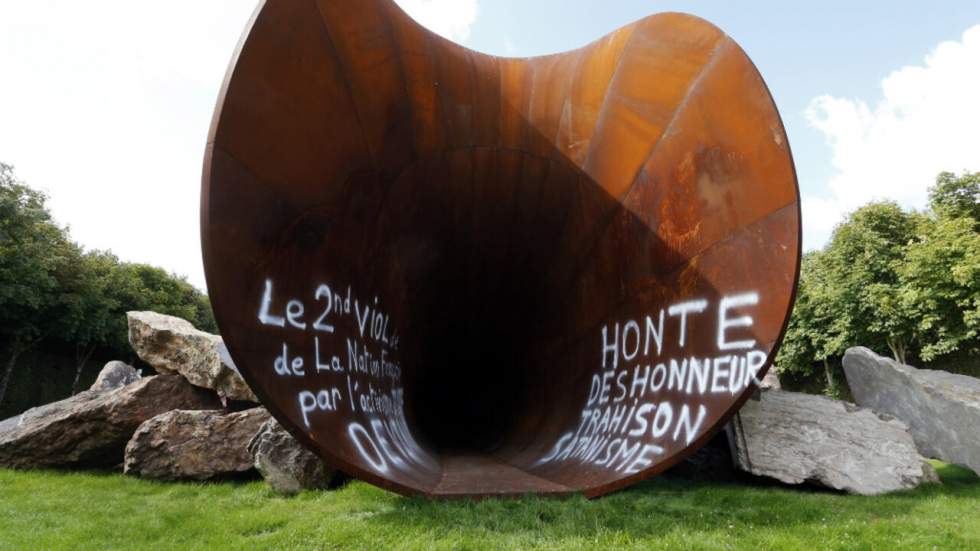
left=361, top=462, right=979, bottom=539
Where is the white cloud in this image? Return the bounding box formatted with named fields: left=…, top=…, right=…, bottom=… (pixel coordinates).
left=0, top=0, right=479, bottom=292
left=0, top=1, right=259, bottom=291
left=803, top=24, right=980, bottom=250
left=394, top=0, right=479, bottom=42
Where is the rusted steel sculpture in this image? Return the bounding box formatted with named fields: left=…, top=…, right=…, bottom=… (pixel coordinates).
left=202, top=0, right=801, bottom=498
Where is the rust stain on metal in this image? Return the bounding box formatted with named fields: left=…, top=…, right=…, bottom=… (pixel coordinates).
left=201, top=0, right=801, bottom=498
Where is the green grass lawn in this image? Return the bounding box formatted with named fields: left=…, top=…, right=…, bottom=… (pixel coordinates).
left=1, top=462, right=977, bottom=550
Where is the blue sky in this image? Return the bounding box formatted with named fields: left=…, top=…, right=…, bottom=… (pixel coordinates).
left=468, top=2, right=978, bottom=175
left=1, top=1, right=978, bottom=290
left=457, top=0, right=980, bottom=249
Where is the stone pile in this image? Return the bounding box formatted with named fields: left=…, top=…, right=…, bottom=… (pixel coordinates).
left=0, top=311, right=333, bottom=493
left=729, top=387, right=938, bottom=494
left=723, top=349, right=980, bottom=493
left=248, top=418, right=337, bottom=495
left=0, top=314, right=974, bottom=496
left=127, top=311, right=256, bottom=404
left=0, top=373, right=220, bottom=470
left=89, top=360, right=141, bottom=392
left=124, top=408, right=271, bottom=481
left=844, top=347, right=980, bottom=476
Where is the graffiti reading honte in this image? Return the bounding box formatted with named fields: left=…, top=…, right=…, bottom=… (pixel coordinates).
left=535, top=291, right=767, bottom=474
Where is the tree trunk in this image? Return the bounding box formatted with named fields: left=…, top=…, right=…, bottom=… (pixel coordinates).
left=823, top=358, right=834, bottom=390
left=886, top=339, right=899, bottom=363
left=70, top=343, right=97, bottom=396
left=0, top=346, right=23, bottom=409
left=886, top=338, right=907, bottom=365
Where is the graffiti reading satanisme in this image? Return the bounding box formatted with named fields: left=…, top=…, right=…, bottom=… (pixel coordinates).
left=535, top=293, right=765, bottom=473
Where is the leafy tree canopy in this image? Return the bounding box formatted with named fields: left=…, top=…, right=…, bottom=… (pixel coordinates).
left=930, top=171, right=980, bottom=224
left=0, top=163, right=216, bottom=405
left=778, top=171, right=980, bottom=394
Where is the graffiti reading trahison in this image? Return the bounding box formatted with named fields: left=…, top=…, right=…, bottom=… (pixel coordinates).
left=535, top=291, right=767, bottom=475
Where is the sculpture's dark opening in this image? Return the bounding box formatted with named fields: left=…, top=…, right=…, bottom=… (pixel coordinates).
left=402, top=257, right=550, bottom=455
left=408, top=312, right=534, bottom=454
left=392, top=167, right=567, bottom=455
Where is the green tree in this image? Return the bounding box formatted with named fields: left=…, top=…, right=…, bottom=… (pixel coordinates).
left=898, top=172, right=980, bottom=362
left=63, top=251, right=128, bottom=394
left=1, top=163, right=219, bottom=406
left=106, top=262, right=217, bottom=336
left=0, top=164, right=83, bottom=405
left=819, top=201, right=919, bottom=364
left=61, top=253, right=219, bottom=394
left=779, top=172, right=980, bottom=394
left=929, top=171, right=980, bottom=225
left=777, top=201, right=919, bottom=392
left=777, top=252, right=832, bottom=387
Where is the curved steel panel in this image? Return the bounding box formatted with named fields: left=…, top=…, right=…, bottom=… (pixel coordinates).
left=202, top=0, right=801, bottom=498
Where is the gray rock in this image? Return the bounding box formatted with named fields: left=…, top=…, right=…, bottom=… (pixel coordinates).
left=124, top=407, right=270, bottom=481
left=731, top=388, right=938, bottom=495
left=248, top=418, right=335, bottom=495
left=89, top=361, right=141, bottom=392
left=0, top=374, right=221, bottom=469
left=761, top=370, right=781, bottom=390
left=844, top=346, right=980, bottom=475
left=127, top=311, right=257, bottom=403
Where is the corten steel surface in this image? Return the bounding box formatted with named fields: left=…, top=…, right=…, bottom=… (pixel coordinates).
left=202, top=0, right=801, bottom=498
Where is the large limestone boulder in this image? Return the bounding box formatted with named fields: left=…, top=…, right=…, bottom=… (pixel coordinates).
left=127, top=311, right=257, bottom=403
left=731, top=388, right=938, bottom=495
left=844, top=346, right=980, bottom=475
left=124, top=407, right=270, bottom=481
left=0, top=374, right=221, bottom=469
left=89, top=360, right=141, bottom=392
left=248, top=418, right=335, bottom=495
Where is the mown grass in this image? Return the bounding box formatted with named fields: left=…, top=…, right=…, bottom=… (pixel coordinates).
left=0, top=462, right=977, bottom=550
